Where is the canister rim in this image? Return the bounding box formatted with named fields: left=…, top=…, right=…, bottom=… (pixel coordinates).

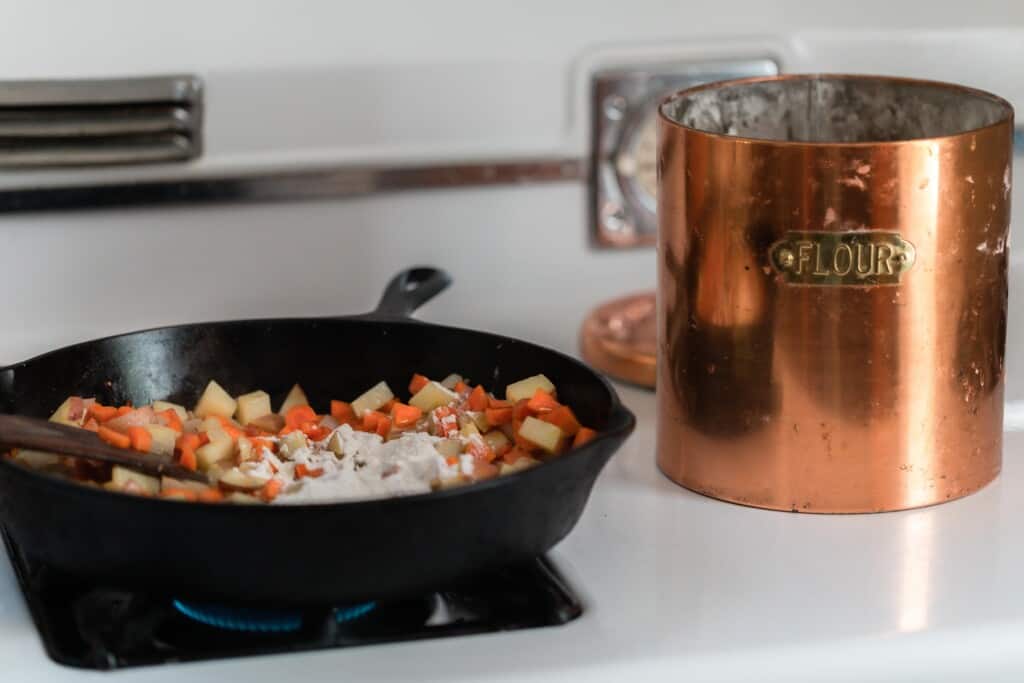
left=659, top=73, right=1014, bottom=147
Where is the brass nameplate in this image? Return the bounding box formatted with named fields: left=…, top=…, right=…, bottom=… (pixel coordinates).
left=770, top=231, right=915, bottom=286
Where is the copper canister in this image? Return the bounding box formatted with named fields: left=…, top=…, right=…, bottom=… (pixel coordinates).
left=656, top=75, right=1013, bottom=512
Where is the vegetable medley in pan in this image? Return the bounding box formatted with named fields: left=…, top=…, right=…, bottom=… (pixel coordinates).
left=6, top=373, right=598, bottom=504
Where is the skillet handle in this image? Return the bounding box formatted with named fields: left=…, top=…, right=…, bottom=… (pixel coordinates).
left=0, top=365, right=13, bottom=414
left=372, top=267, right=452, bottom=319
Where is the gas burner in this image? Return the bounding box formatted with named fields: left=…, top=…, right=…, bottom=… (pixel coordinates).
left=2, top=528, right=582, bottom=670
left=171, top=600, right=309, bottom=633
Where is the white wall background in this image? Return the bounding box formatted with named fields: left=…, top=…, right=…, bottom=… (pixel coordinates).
left=0, top=2, right=1021, bottom=371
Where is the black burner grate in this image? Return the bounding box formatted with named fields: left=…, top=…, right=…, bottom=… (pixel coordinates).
left=1, top=528, right=582, bottom=670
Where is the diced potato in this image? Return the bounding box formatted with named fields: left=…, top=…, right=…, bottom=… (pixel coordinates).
left=219, top=467, right=270, bottom=491
left=48, top=397, right=76, bottom=425
left=196, top=434, right=235, bottom=471
left=351, top=381, right=394, bottom=417
left=235, top=390, right=272, bottom=425
left=280, top=430, right=309, bottom=455
left=152, top=400, right=188, bottom=421
left=144, top=424, right=178, bottom=457
left=194, top=380, right=237, bottom=419
left=110, top=466, right=160, bottom=495
left=225, top=492, right=262, bottom=504
left=200, top=417, right=238, bottom=434
left=459, top=416, right=480, bottom=438
left=13, top=449, right=62, bottom=468
left=249, top=412, right=285, bottom=433
left=434, top=438, right=462, bottom=459
left=468, top=411, right=490, bottom=432
left=482, top=430, right=510, bottom=454
left=277, top=384, right=309, bottom=415
left=518, top=416, right=565, bottom=454
left=326, top=431, right=346, bottom=457
left=409, top=381, right=457, bottom=412
left=500, top=457, right=541, bottom=475
left=237, top=436, right=255, bottom=462
left=205, top=463, right=228, bottom=484
left=161, top=476, right=210, bottom=493
left=49, top=397, right=90, bottom=426
left=440, top=373, right=464, bottom=390
left=505, top=374, right=556, bottom=403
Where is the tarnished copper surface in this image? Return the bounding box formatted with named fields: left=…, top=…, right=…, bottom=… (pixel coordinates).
left=656, top=74, right=1013, bottom=512
left=580, top=292, right=657, bottom=388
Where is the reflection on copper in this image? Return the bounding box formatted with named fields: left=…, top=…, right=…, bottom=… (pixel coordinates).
left=656, top=75, right=1013, bottom=513
left=580, top=292, right=657, bottom=388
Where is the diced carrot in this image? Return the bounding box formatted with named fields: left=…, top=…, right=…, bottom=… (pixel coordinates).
left=87, top=404, right=118, bottom=423
left=572, top=427, right=597, bottom=448
left=453, top=381, right=470, bottom=394
left=488, top=397, right=512, bottom=409
left=295, top=463, right=325, bottom=479
left=197, top=432, right=210, bottom=447
left=127, top=426, right=152, bottom=453
left=330, top=400, right=355, bottom=423
left=431, top=407, right=460, bottom=438
left=375, top=415, right=392, bottom=438
left=409, top=373, right=430, bottom=395
left=161, top=487, right=198, bottom=501
left=466, top=439, right=496, bottom=463
left=249, top=437, right=276, bottom=454
left=513, top=399, right=534, bottom=421
left=284, top=405, right=318, bottom=431
left=198, top=487, right=224, bottom=503
left=301, top=423, right=331, bottom=441
left=467, top=385, right=489, bottom=412
left=260, top=479, right=283, bottom=501
left=82, top=418, right=100, bottom=432
left=391, top=402, right=423, bottom=428
left=179, top=448, right=197, bottom=471
left=445, top=455, right=459, bottom=466
left=540, top=405, right=581, bottom=437
left=484, top=407, right=513, bottom=426
left=527, top=389, right=560, bottom=413
left=503, top=447, right=534, bottom=464
left=158, top=408, right=183, bottom=432
left=380, top=398, right=396, bottom=413
left=116, top=405, right=134, bottom=417
left=176, top=432, right=201, bottom=452
left=97, top=425, right=131, bottom=450
left=362, top=411, right=383, bottom=431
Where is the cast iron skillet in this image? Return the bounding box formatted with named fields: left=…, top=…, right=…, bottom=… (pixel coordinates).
left=0, top=267, right=635, bottom=605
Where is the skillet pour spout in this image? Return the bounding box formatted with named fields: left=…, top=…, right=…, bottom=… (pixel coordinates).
left=0, top=266, right=635, bottom=605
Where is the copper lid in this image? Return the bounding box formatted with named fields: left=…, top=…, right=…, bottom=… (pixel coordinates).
left=579, top=291, right=656, bottom=388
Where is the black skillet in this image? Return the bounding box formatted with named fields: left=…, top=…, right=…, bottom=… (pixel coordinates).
left=0, top=267, right=635, bottom=605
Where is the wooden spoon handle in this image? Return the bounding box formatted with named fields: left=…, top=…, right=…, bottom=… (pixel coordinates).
left=0, top=414, right=207, bottom=483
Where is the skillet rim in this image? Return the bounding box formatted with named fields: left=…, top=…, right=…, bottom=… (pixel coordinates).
left=0, top=314, right=637, bottom=511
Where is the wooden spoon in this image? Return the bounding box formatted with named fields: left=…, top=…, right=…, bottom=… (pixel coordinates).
left=0, top=414, right=207, bottom=483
